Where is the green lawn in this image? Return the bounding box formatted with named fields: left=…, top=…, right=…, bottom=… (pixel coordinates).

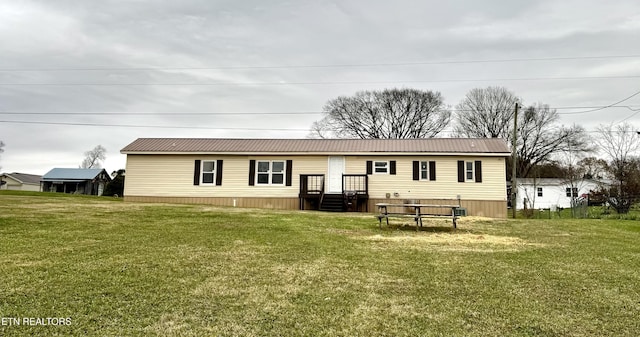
left=1, top=192, right=639, bottom=336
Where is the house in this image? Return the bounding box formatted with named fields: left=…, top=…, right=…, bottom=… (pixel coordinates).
left=0, top=172, right=42, bottom=191
left=511, top=178, right=601, bottom=210
left=42, top=168, right=111, bottom=195
left=121, top=138, right=510, bottom=217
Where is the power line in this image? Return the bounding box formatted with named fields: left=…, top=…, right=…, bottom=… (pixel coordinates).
left=0, top=119, right=635, bottom=133
left=616, top=110, right=640, bottom=124
left=0, top=120, right=309, bottom=131
left=555, top=105, right=640, bottom=112
left=0, top=54, right=638, bottom=72
left=1, top=105, right=639, bottom=116
left=555, top=89, right=640, bottom=115
left=0, top=111, right=321, bottom=116
left=1, top=75, right=639, bottom=86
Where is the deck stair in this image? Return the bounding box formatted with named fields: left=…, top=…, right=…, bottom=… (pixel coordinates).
left=319, top=193, right=344, bottom=212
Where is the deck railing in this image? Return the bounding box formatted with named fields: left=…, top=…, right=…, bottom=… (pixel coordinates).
left=299, top=174, right=325, bottom=197
left=342, top=174, right=368, bottom=195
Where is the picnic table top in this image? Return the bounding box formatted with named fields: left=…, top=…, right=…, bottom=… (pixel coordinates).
left=375, top=203, right=460, bottom=208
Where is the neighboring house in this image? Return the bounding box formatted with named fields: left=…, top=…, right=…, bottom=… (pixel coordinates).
left=121, top=138, right=510, bottom=217
left=511, top=178, right=601, bottom=209
left=42, top=168, right=111, bottom=195
left=0, top=172, right=42, bottom=191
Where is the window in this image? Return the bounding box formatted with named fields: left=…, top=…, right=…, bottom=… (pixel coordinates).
left=458, top=160, right=482, bottom=183
left=272, top=161, right=284, bottom=184
left=537, top=187, right=543, bottom=197
left=413, top=161, right=434, bottom=181
left=465, top=161, right=474, bottom=181
left=201, top=161, right=215, bottom=184
left=374, top=161, right=388, bottom=174
left=194, top=159, right=223, bottom=186
left=420, top=161, right=428, bottom=180
left=566, top=187, right=578, bottom=197
left=257, top=161, right=285, bottom=185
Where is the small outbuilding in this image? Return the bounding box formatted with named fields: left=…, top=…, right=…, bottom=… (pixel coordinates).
left=0, top=172, right=43, bottom=191
left=42, top=168, right=111, bottom=195
left=511, top=178, right=601, bottom=210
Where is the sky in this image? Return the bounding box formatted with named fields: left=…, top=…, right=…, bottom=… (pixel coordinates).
left=1, top=0, right=639, bottom=175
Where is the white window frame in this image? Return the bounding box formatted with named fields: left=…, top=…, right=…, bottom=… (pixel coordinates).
left=201, top=160, right=216, bottom=185
left=465, top=161, right=475, bottom=181
left=566, top=187, right=578, bottom=197
left=374, top=161, right=389, bottom=174
left=537, top=187, right=543, bottom=197
left=420, top=161, right=429, bottom=180
left=256, top=160, right=286, bottom=185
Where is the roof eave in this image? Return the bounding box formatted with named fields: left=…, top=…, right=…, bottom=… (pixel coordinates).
left=1, top=175, right=23, bottom=184
left=121, top=151, right=510, bottom=156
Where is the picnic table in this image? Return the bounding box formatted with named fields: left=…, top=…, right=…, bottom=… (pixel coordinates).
left=376, top=203, right=460, bottom=229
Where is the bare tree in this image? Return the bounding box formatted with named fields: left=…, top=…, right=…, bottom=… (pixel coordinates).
left=557, top=146, right=590, bottom=217
left=454, top=86, right=521, bottom=138
left=309, top=88, right=451, bottom=139
left=455, top=87, right=591, bottom=178
left=516, top=104, right=592, bottom=178
left=80, top=145, right=107, bottom=169
left=595, top=123, right=640, bottom=213
left=578, top=157, right=608, bottom=180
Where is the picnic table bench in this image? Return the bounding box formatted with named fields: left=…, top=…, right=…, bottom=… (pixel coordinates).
left=376, top=203, right=460, bottom=229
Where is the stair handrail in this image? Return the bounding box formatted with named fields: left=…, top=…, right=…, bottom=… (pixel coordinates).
left=319, top=175, right=325, bottom=205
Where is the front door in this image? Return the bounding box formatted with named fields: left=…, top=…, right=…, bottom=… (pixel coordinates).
left=327, top=156, right=345, bottom=193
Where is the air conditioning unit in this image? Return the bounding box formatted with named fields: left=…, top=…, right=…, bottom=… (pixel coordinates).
left=454, top=207, right=467, bottom=217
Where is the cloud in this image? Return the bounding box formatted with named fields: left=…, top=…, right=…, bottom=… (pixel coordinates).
left=0, top=0, right=639, bottom=174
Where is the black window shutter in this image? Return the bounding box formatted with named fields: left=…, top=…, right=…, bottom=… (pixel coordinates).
left=366, top=161, right=373, bottom=175
left=429, top=161, right=436, bottom=181
left=457, top=160, right=465, bottom=183
left=412, top=161, right=419, bottom=181
left=285, top=160, right=293, bottom=186
left=248, top=160, right=256, bottom=186
left=389, top=161, right=396, bottom=175
left=194, top=160, right=201, bottom=185
left=215, top=160, right=223, bottom=186
left=475, top=160, right=483, bottom=183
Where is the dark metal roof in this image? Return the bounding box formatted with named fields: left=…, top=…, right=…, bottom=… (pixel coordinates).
left=42, top=168, right=110, bottom=181
left=1, top=172, right=42, bottom=185
left=121, top=138, right=510, bottom=154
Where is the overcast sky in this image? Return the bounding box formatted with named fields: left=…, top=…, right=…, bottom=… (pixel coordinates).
left=1, top=0, right=639, bottom=175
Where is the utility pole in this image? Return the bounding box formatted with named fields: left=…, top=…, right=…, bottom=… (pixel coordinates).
left=511, top=103, right=519, bottom=219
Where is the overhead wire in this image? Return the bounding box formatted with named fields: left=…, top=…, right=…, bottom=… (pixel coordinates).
left=555, top=89, right=640, bottom=115
left=0, top=119, right=635, bottom=134
left=0, top=104, right=639, bottom=116
left=0, top=120, right=310, bottom=131
left=1, top=75, right=639, bottom=86
left=0, top=53, right=638, bottom=130
left=0, top=54, right=638, bottom=72
left=3, top=88, right=640, bottom=130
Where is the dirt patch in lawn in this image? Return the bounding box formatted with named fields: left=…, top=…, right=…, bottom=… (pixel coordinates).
left=360, top=233, right=542, bottom=253
left=458, top=216, right=509, bottom=224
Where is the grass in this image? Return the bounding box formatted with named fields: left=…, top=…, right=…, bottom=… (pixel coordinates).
left=1, top=191, right=639, bottom=336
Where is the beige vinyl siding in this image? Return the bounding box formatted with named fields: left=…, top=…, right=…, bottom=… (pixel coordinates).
left=345, top=156, right=507, bottom=201
left=124, top=154, right=328, bottom=198
left=125, top=154, right=507, bottom=201
left=20, top=183, right=42, bottom=192
left=0, top=177, right=41, bottom=191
